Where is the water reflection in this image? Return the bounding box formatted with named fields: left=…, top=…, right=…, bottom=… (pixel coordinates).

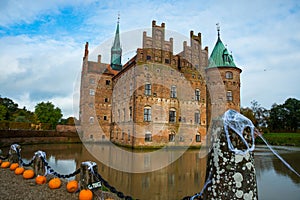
left=13, top=144, right=300, bottom=200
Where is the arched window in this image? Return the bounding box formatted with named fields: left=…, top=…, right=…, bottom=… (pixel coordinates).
left=144, top=106, right=151, bottom=121
left=225, top=71, right=233, bottom=79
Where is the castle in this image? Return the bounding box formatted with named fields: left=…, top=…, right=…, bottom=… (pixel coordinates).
left=79, top=20, right=241, bottom=148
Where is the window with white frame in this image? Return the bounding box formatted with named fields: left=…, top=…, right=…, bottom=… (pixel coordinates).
left=227, top=91, right=233, bottom=101
left=225, top=71, right=233, bottom=79
left=169, top=108, right=176, bottom=123
left=144, top=107, right=151, bottom=121
left=195, top=89, right=200, bottom=101
left=145, top=131, right=152, bottom=142
left=145, top=83, right=151, bottom=95
left=89, top=89, right=95, bottom=96
left=170, top=85, right=177, bottom=98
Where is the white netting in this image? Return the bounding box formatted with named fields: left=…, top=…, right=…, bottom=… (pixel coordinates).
left=223, top=109, right=255, bottom=155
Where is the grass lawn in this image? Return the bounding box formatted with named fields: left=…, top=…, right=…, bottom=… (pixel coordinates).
left=256, top=132, right=300, bottom=147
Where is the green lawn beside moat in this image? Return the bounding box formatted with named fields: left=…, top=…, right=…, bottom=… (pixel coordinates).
left=256, top=132, right=300, bottom=147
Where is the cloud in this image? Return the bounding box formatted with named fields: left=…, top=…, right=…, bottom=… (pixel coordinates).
left=0, top=0, right=300, bottom=118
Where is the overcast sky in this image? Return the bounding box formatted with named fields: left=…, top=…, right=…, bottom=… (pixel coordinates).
left=0, top=0, right=299, bottom=117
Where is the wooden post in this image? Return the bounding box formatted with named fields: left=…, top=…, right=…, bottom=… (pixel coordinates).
left=203, top=112, right=258, bottom=199
left=8, top=144, right=21, bottom=163
left=33, top=151, right=46, bottom=176
left=80, top=161, right=101, bottom=190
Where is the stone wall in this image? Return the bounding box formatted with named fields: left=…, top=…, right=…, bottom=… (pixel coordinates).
left=0, top=130, right=81, bottom=147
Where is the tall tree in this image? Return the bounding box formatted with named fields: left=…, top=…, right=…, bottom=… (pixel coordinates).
left=250, top=100, right=269, bottom=128
left=269, top=98, right=300, bottom=132
left=34, top=101, right=63, bottom=129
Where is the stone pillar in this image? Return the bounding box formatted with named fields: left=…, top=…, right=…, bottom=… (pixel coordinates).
left=8, top=144, right=21, bottom=163
left=33, top=151, right=47, bottom=176
left=203, top=110, right=258, bottom=199
left=80, top=161, right=101, bottom=190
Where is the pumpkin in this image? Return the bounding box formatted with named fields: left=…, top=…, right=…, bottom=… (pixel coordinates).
left=15, top=167, right=25, bottom=175
left=48, top=178, right=61, bottom=189
left=10, top=163, right=19, bottom=171
left=1, top=161, right=10, bottom=168
left=35, top=175, right=47, bottom=185
left=79, top=189, right=93, bottom=200
left=23, top=169, right=35, bottom=179
left=66, top=180, right=78, bottom=193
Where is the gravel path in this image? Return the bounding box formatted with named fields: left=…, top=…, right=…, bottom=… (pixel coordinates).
left=0, top=167, right=120, bottom=200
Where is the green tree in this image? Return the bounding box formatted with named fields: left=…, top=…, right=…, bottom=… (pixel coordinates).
left=0, top=104, right=7, bottom=121
left=34, top=101, right=63, bottom=129
left=269, top=98, right=300, bottom=132
left=0, top=96, right=18, bottom=120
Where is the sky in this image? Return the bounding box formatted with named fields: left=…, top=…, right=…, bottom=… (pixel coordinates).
left=0, top=0, right=299, bottom=118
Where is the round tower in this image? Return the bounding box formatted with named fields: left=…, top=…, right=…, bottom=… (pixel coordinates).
left=206, top=26, right=242, bottom=124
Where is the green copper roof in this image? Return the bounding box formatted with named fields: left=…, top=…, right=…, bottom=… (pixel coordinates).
left=111, top=20, right=122, bottom=71
left=208, top=36, right=237, bottom=68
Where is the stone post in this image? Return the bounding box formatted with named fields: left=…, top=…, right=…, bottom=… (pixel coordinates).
left=33, top=151, right=47, bottom=176
left=8, top=144, right=21, bottom=163
left=80, top=161, right=101, bottom=190
left=203, top=110, right=258, bottom=199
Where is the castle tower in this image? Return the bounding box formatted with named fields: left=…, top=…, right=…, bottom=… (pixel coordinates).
left=111, top=15, right=122, bottom=71
left=206, top=25, right=242, bottom=124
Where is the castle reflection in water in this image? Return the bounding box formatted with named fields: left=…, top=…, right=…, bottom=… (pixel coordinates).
left=19, top=143, right=206, bottom=200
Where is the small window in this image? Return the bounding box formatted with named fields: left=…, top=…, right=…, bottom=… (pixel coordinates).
left=129, top=106, right=132, bottom=121
left=89, top=117, right=94, bottom=124
left=104, top=98, right=109, bottom=103
left=104, top=116, right=107, bottom=120
left=194, top=111, right=200, bottom=124
left=144, top=107, right=151, bottom=122
left=169, top=133, right=175, bottom=142
left=170, top=85, right=177, bottom=98
left=179, top=135, right=184, bottom=142
left=196, top=135, right=201, bottom=142
left=106, top=80, right=111, bottom=85
left=90, top=134, right=93, bottom=139
left=195, top=89, right=200, bottom=101
left=89, top=89, right=95, bottom=96
left=89, top=78, right=95, bottom=84
left=227, top=91, right=233, bottom=101
left=89, top=103, right=93, bottom=108
left=128, top=130, right=131, bottom=141
left=165, top=59, right=170, bottom=64
left=225, top=71, right=233, bottom=79
left=169, top=109, right=176, bottom=123
left=145, top=83, right=151, bottom=95
left=145, top=132, right=152, bottom=142
left=146, top=55, right=151, bottom=60
left=122, top=132, right=125, bottom=140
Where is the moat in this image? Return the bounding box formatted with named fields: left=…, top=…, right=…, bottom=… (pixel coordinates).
left=5, top=143, right=300, bottom=200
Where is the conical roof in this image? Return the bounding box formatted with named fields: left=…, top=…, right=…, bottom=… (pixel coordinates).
left=208, top=36, right=237, bottom=68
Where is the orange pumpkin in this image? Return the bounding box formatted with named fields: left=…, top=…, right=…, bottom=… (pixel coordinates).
left=10, top=163, right=19, bottom=171
left=35, top=175, right=47, bottom=184
left=1, top=161, right=10, bottom=168
left=79, top=189, right=93, bottom=200
left=48, top=178, right=61, bottom=189
left=15, top=167, right=25, bottom=175
left=66, top=180, right=78, bottom=193
left=23, top=169, right=35, bottom=179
